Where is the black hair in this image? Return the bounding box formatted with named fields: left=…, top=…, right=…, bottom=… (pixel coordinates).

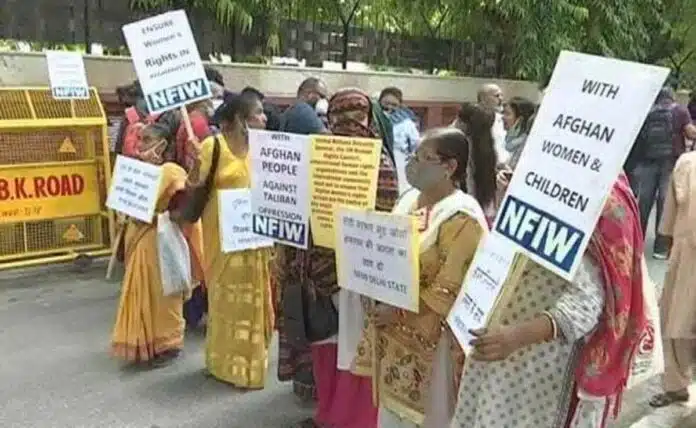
left=204, top=66, right=224, bottom=87
left=456, top=102, right=497, bottom=208
left=241, top=86, right=265, bottom=101
left=214, top=93, right=259, bottom=129
left=298, top=77, right=322, bottom=96
left=379, top=87, right=403, bottom=103
left=422, top=127, right=470, bottom=191
left=505, top=96, right=537, bottom=134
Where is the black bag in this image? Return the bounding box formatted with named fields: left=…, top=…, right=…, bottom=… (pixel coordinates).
left=303, top=286, right=339, bottom=343
left=180, top=135, right=221, bottom=222
left=636, top=106, right=674, bottom=160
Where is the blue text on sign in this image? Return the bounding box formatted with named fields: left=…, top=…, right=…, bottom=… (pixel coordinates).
left=146, top=78, right=210, bottom=112
left=495, top=196, right=584, bottom=273
left=52, top=87, right=89, bottom=99
left=252, top=214, right=306, bottom=247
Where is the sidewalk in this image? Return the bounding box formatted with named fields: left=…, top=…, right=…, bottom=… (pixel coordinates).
left=610, top=378, right=696, bottom=428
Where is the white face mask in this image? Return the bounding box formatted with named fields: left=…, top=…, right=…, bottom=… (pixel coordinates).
left=315, top=98, right=329, bottom=115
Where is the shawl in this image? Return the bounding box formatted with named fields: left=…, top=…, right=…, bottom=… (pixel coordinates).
left=571, top=173, right=646, bottom=427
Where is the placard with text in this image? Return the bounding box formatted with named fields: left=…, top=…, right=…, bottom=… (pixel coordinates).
left=335, top=207, right=419, bottom=312
left=122, top=10, right=211, bottom=114
left=218, top=189, right=274, bottom=253
left=493, top=51, right=669, bottom=280
left=310, top=135, right=382, bottom=249
left=45, top=51, right=90, bottom=100
left=249, top=130, right=312, bottom=249
left=106, top=155, right=163, bottom=223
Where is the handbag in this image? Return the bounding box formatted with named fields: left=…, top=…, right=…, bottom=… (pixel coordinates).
left=180, top=135, right=221, bottom=222
left=303, top=284, right=339, bottom=343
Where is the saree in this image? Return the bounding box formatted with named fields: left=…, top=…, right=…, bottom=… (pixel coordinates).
left=198, top=135, right=274, bottom=388
left=356, top=189, right=487, bottom=427
left=110, top=163, right=189, bottom=363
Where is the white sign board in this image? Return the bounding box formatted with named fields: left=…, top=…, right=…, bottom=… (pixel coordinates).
left=447, top=234, right=516, bottom=353
left=335, top=207, right=419, bottom=312
left=106, top=155, right=163, bottom=223
left=218, top=189, right=274, bottom=253
left=493, top=51, right=669, bottom=280
left=122, top=10, right=211, bottom=115
left=45, top=51, right=89, bottom=99
left=250, top=130, right=311, bottom=249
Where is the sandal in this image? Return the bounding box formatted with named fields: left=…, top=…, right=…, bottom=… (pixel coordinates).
left=649, top=390, right=690, bottom=408
left=293, top=418, right=319, bottom=428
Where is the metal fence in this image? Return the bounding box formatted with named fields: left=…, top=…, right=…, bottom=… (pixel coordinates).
left=0, top=0, right=502, bottom=77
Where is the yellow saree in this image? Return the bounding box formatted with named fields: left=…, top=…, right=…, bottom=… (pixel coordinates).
left=111, top=162, right=189, bottom=363
left=199, top=135, right=274, bottom=389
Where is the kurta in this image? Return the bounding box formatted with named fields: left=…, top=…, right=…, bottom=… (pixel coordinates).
left=450, top=256, right=606, bottom=428
left=199, top=135, right=274, bottom=388
left=111, top=163, right=189, bottom=363
left=659, top=151, right=696, bottom=339
left=355, top=192, right=485, bottom=427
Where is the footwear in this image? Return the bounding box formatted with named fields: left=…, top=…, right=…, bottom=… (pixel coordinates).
left=653, top=251, right=668, bottom=260
left=150, top=349, right=180, bottom=368
left=649, top=390, right=689, bottom=408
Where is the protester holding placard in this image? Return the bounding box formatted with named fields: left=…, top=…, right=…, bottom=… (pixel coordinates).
left=188, top=94, right=273, bottom=389
left=351, top=128, right=486, bottom=428
left=110, top=124, right=197, bottom=368
left=274, top=88, right=399, bottom=428
left=450, top=175, right=645, bottom=428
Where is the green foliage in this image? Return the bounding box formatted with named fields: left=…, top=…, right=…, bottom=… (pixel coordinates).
left=126, top=0, right=696, bottom=81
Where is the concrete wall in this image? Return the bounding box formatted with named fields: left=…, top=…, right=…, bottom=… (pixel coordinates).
left=0, top=52, right=541, bottom=103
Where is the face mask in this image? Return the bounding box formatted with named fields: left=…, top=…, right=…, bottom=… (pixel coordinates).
left=212, top=99, right=224, bottom=110
left=405, top=158, right=449, bottom=191
left=315, top=98, right=329, bottom=115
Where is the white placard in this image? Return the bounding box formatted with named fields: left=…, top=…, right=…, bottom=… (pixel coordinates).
left=250, top=130, right=311, bottom=249
left=447, top=234, right=516, bottom=352
left=493, top=51, right=669, bottom=280
left=218, top=189, right=274, bottom=253
left=335, top=207, right=419, bottom=312
left=122, top=10, right=211, bottom=115
left=45, top=51, right=89, bottom=99
left=106, top=155, right=163, bottom=223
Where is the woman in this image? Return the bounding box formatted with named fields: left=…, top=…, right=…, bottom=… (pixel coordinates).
left=354, top=127, right=488, bottom=428
left=501, top=96, right=536, bottom=169
left=450, top=174, right=646, bottom=428
left=191, top=93, right=272, bottom=388
left=110, top=123, right=195, bottom=367
left=275, top=88, right=400, bottom=428
left=453, top=103, right=499, bottom=226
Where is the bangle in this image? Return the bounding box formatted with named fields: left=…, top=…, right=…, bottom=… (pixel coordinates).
left=542, top=311, right=558, bottom=341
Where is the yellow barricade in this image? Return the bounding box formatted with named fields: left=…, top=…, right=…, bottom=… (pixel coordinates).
left=0, top=88, right=113, bottom=270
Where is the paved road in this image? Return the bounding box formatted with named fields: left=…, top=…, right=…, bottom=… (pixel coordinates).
left=0, top=213, right=695, bottom=428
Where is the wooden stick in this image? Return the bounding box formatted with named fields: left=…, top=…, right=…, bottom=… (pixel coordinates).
left=180, top=105, right=195, bottom=142
left=371, top=301, right=380, bottom=407
left=105, top=225, right=125, bottom=280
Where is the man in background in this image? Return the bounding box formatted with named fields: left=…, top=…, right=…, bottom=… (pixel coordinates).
left=477, top=83, right=508, bottom=163
left=280, top=77, right=328, bottom=134
left=626, top=87, right=696, bottom=259
left=379, top=86, right=420, bottom=194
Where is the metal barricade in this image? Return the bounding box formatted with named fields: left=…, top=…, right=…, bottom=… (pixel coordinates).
left=0, top=87, right=113, bottom=270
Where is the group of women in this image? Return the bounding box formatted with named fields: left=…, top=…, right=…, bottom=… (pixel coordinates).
left=109, top=81, right=649, bottom=428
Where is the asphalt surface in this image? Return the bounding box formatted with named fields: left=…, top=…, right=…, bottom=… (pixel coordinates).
left=0, top=212, right=695, bottom=428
